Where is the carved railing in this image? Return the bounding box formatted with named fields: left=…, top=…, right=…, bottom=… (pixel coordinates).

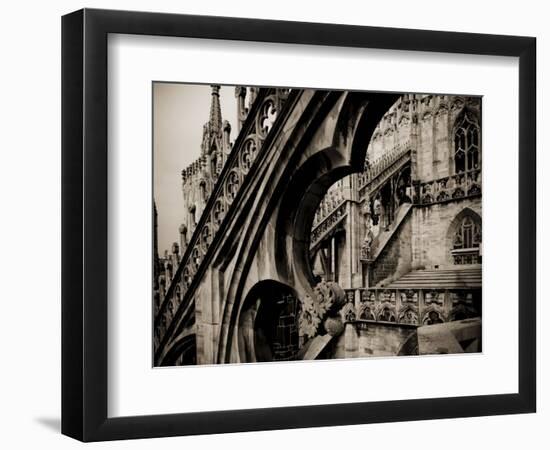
left=310, top=201, right=347, bottom=249
left=357, top=140, right=411, bottom=198
left=154, top=88, right=291, bottom=350
left=415, top=168, right=481, bottom=206
left=341, top=287, right=479, bottom=326
left=312, top=185, right=346, bottom=228
left=297, top=283, right=479, bottom=343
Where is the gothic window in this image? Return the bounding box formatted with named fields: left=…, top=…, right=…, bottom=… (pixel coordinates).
left=451, top=214, right=482, bottom=265
left=454, top=112, right=480, bottom=173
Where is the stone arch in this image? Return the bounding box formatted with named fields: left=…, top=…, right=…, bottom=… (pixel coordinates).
left=198, top=90, right=398, bottom=365
left=214, top=91, right=343, bottom=364
left=237, top=280, right=300, bottom=363
left=275, top=147, right=350, bottom=287
left=275, top=92, right=399, bottom=289
left=160, top=333, right=196, bottom=366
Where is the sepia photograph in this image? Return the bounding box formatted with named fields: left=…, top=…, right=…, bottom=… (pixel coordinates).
left=56, top=6, right=539, bottom=443
left=152, top=83, right=482, bottom=367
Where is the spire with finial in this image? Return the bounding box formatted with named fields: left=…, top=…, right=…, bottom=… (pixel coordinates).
left=209, top=85, right=222, bottom=135
left=200, top=85, right=224, bottom=156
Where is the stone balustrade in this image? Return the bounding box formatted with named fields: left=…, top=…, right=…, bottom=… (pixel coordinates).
left=341, top=287, right=479, bottom=327
left=312, top=185, right=346, bottom=228
left=310, top=202, right=347, bottom=248
left=357, top=139, right=411, bottom=195
left=415, top=168, right=481, bottom=206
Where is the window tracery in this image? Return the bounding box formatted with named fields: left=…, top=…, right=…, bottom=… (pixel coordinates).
left=454, top=112, right=480, bottom=174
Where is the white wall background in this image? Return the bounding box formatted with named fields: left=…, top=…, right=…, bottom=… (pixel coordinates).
left=0, top=1, right=546, bottom=448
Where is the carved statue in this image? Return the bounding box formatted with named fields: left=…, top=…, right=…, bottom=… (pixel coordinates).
left=360, top=199, right=374, bottom=262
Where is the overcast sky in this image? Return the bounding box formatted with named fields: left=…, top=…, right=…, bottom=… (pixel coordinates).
left=153, top=83, right=238, bottom=254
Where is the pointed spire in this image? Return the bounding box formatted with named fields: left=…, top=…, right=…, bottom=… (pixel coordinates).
left=209, top=85, right=222, bottom=135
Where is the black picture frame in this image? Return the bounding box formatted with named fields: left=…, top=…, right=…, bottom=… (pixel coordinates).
left=62, top=8, right=536, bottom=442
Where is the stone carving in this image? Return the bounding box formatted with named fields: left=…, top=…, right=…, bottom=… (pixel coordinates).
left=297, top=294, right=322, bottom=339
left=298, top=281, right=346, bottom=339
left=358, top=303, right=375, bottom=321
left=324, top=316, right=345, bottom=337
left=225, top=169, right=240, bottom=203
left=357, top=142, right=412, bottom=200
left=343, top=287, right=478, bottom=327
left=425, top=290, right=444, bottom=306
left=310, top=202, right=347, bottom=247
left=212, top=199, right=226, bottom=227
left=360, top=199, right=374, bottom=262
left=240, top=137, right=258, bottom=174
left=312, top=186, right=345, bottom=228
left=400, top=289, right=418, bottom=304
left=418, top=168, right=481, bottom=206
left=340, top=302, right=357, bottom=323
left=154, top=88, right=290, bottom=345
left=200, top=225, right=212, bottom=253
left=258, top=99, right=277, bottom=137
left=398, top=307, right=418, bottom=325
left=377, top=305, right=396, bottom=322
left=422, top=305, right=445, bottom=325
left=357, top=140, right=411, bottom=192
